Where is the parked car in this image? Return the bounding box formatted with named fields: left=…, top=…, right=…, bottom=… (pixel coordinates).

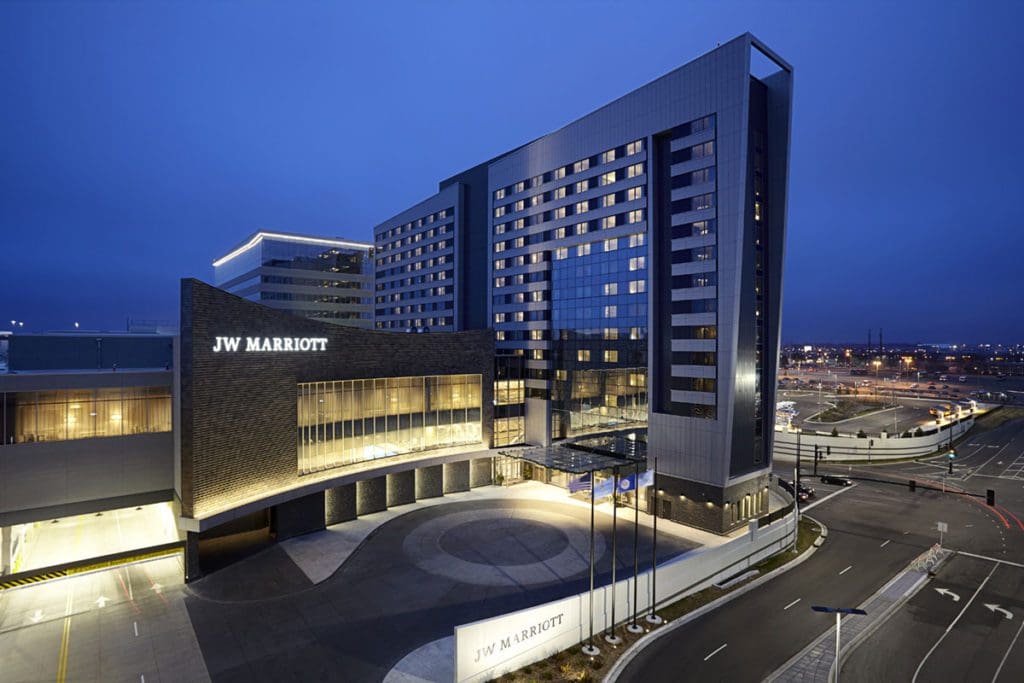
left=820, top=474, right=853, bottom=487
left=797, top=481, right=816, bottom=498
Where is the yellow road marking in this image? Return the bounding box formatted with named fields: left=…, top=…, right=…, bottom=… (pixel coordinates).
left=56, top=586, right=74, bottom=682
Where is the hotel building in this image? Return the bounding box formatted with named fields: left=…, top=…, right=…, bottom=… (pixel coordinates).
left=213, top=231, right=375, bottom=328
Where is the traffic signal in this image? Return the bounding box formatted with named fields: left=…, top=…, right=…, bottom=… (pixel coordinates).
left=948, top=450, right=956, bottom=459
left=987, top=489, right=996, bottom=506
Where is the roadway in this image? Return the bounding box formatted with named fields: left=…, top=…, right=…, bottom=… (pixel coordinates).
left=618, top=416, right=1024, bottom=682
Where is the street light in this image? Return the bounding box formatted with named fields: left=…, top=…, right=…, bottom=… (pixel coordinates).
left=872, top=359, right=881, bottom=378
left=811, top=605, right=867, bottom=683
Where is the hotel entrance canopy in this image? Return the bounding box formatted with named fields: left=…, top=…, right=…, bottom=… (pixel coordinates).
left=497, top=430, right=647, bottom=474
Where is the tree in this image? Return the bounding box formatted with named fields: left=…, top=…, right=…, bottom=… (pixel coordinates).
left=857, top=429, right=868, bottom=439
left=831, top=427, right=839, bottom=437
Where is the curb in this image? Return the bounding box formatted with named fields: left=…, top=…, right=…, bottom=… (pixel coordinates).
left=604, top=516, right=826, bottom=682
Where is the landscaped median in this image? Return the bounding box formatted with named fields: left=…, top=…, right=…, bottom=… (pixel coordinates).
left=493, top=518, right=823, bottom=683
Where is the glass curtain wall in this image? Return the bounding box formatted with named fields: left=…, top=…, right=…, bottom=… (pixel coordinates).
left=297, top=374, right=483, bottom=474
left=5, top=387, right=172, bottom=445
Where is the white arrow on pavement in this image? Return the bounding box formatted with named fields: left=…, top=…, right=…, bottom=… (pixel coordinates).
left=28, top=609, right=43, bottom=623
left=95, top=596, right=108, bottom=608
left=985, top=603, right=1013, bottom=620
left=150, top=583, right=162, bottom=593
left=935, top=588, right=961, bottom=602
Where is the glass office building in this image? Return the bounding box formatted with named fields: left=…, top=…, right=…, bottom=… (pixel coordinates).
left=213, top=231, right=374, bottom=328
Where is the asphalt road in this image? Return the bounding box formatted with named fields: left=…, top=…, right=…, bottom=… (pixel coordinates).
left=619, top=415, right=1024, bottom=683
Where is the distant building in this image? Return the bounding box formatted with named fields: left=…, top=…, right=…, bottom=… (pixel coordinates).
left=213, top=231, right=374, bottom=328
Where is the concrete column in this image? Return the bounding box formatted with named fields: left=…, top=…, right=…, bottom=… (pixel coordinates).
left=416, top=465, right=444, bottom=500
left=470, top=457, right=494, bottom=488
left=443, top=461, right=471, bottom=494
left=325, top=484, right=357, bottom=526
left=1, top=526, right=11, bottom=576
left=387, top=470, right=416, bottom=507
left=184, top=531, right=202, bottom=583
left=271, top=492, right=327, bottom=541
left=356, top=476, right=387, bottom=516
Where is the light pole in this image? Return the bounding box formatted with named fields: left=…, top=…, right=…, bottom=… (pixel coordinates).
left=605, top=467, right=622, bottom=646
left=627, top=461, right=643, bottom=634
left=811, top=605, right=867, bottom=683
left=646, top=456, right=662, bottom=625
left=582, top=473, right=600, bottom=656
left=793, top=426, right=802, bottom=553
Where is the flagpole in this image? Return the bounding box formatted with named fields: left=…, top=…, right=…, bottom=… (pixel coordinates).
left=646, top=456, right=663, bottom=624
left=605, top=467, right=622, bottom=645
left=582, top=470, right=600, bottom=656
left=627, top=461, right=643, bottom=634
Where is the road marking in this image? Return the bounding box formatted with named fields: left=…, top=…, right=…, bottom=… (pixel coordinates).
left=839, top=566, right=852, bottom=575
left=784, top=598, right=801, bottom=610
left=133, top=621, right=139, bottom=637
left=56, top=586, right=74, bottom=683
left=957, top=551, right=1024, bottom=569
left=802, top=482, right=857, bottom=512
left=704, top=643, right=727, bottom=661
left=984, top=604, right=1013, bottom=620
left=968, top=441, right=1014, bottom=481
left=95, top=596, right=108, bottom=608
left=935, top=587, right=960, bottom=601
left=913, top=564, right=998, bottom=682
left=29, top=609, right=43, bottom=623
left=992, top=618, right=1024, bottom=683
left=880, top=539, right=891, bottom=548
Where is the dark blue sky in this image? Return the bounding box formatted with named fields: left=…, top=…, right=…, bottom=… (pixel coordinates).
left=2, top=1, right=1021, bottom=343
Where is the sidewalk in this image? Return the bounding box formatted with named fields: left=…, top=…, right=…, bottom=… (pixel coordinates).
left=767, top=545, right=952, bottom=682
left=280, top=480, right=730, bottom=584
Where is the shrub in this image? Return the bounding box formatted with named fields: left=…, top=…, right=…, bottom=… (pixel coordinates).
left=857, top=429, right=867, bottom=438
left=915, top=427, right=924, bottom=437
left=831, top=427, right=839, bottom=437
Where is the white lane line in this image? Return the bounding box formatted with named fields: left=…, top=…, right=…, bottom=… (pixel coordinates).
left=957, top=551, right=1024, bottom=569
left=784, top=598, right=801, bottom=611
left=839, top=566, right=852, bottom=575
left=912, top=563, right=999, bottom=683
left=133, top=621, right=139, bottom=637
left=967, top=441, right=1014, bottom=481
left=992, top=617, right=1024, bottom=682
left=802, top=482, right=858, bottom=512
left=880, top=539, right=891, bottom=548
left=704, top=643, right=728, bottom=661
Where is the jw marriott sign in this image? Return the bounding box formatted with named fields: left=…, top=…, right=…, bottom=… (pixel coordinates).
left=212, top=336, right=328, bottom=353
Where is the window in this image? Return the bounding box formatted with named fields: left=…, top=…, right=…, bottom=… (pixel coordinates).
left=626, top=139, right=643, bottom=155
left=576, top=221, right=589, bottom=235
left=513, top=218, right=525, bottom=230
left=530, top=349, right=544, bottom=360
left=629, top=279, right=646, bottom=294
left=495, top=188, right=506, bottom=200
left=601, top=215, right=617, bottom=229
left=630, top=327, right=642, bottom=340
left=513, top=237, right=525, bottom=248
left=629, top=233, right=645, bottom=248
left=514, top=200, right=525, bottom=212
left=529, top=252, right=544, bottom=264
left=604, top=350, right=619, bottom=362
left=600, top=171, right=616, bottom=186
left=603, top=305, right=617, bottom=318
left=629, top=256, right=645, bottom=271
left=494, top=206, right=506, bottom=218
left=577, top=243, right=591, bottom=256
left=627, top=163, right=644, bottom=178
left=602, top=193, right=616, bottom=208
left=603, top=327, right=618, bottom=340
left=604, top=238, right=618, bottom=252
left=601, top=149, right=616, bottom=164
left=628, top=209, right=644, bottom=224
left=627, top=186, right=643, bottom=201
left=575, top=180, right=588, bottom=194
left=531, top=194, right=543, bottom=207
left=604, top=282, right=618, bottom=295
left=554, top=186, right=567, bottom=199
left=494, top=313, right=506, bottom=323
left=554, top=167, right=566, bottom=180
left=514, top=181, right=525, bottom=193
left=494, top=241, right=506, bottom=253
left=494, top=258, right=507, bottom=270
left=575, top=201, right=589, bottom=214
left=553, top=227, right=566, bottom=239
left=554, top=206, right=567, bottom=219
left=573, top=159, right=590, bottom=174
left=530, top=329, right=544, bottom=340
left=555, top=247, right=569, bottom=260
left=577, top=349, right=591, bottom=362
left=530, top=290, right=544, bottom=302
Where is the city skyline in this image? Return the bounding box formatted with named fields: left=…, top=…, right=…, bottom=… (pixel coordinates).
left=2, top=1, right=1023, bottom=343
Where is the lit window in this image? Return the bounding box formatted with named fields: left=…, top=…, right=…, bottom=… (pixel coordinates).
left=575, top=180, right=589, bottom=194
left=494, top=313, right=506, bottom=323
left=601, top=215, right=617, bottom=229
left=604, top=238, right=618, bottom=252
left=494, top=206, right=506, bottom=218
left=494, top=242, right=506, bottom=253
left=515, top=181, right=525, bottom=193
left=529, top=252, right=543, bottom=264
left=573, top=159, right=590, bottom=173
left=556, top=369, right=568, bottom=380
left=601, top=149, right=616, bottom=164
left=555, top=247, right=569, bottom=260
left=554, top=186, right=567, bottom=199
left=602, top=194, right=616, bottom=208
left=495, top=223, right=507, bottom=235
left=577, top=243, right=591, bottom=256
left=495, top=188, right=506, bottom=200
left=604, top=282, right=618, bottom=295
left=629, top=233, right=645, bottom=248
left=630, top=327, right=642, bottom=340
left=626, top=140, right=643, bottom=155
left=513, top=311, right=525, bottom=322
left=554, top=227, right=566, bottom=239
left=604, top=305, right=617, bottom=318
left=495, top=277, right=506, bottom=288
left=603, top=327, right=618, bottom=340
left=513, top=237, right=525, bottom=248
left=576, top=222, right=589, bottom=235
left=628, top=209, right=644, bottom=224
left=629, top=256, right=645, bottom=271
left=554, top=167, right=566, bottom=180
left=496, top=330, right=506, bottom=340
left=575, top=201, right=589, bottom=214
left=513, top=218, right=525, bottom=230
left=494, top=258, right=507, bottom=270
left=604, top=350, right=619, bottom=362
left=627, top=186, right=643, bottom=201
left=577, top=349, right=591, bottom=362
left=531, top=194, right=543, bottom=207
left=629, top=279, right=646, bottom=294
left=513, top=199, right=525, bottom=212
left=554, top=206, right=567, bottom=219
left=627, top=163, right=644, bottom=178
left=530, top=329, right=544, bottom=340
